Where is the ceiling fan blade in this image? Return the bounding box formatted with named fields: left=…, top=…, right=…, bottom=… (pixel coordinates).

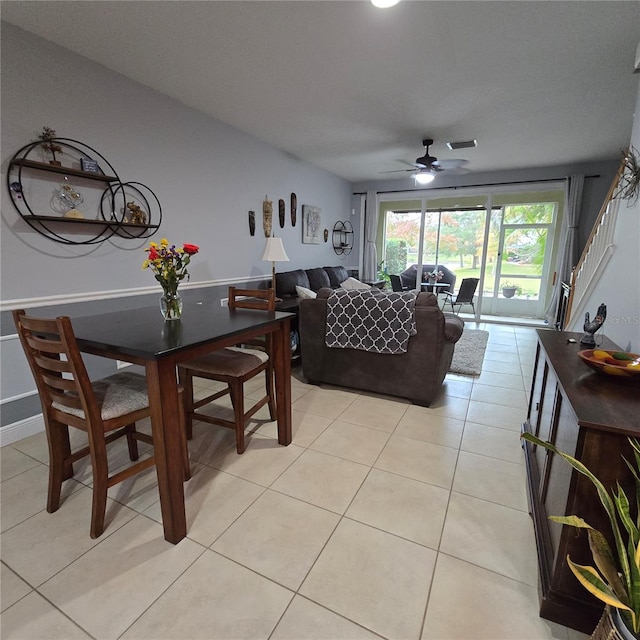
left=435, top=158, right=469, bottom=170
left=395, top=159, right=424, bottom=169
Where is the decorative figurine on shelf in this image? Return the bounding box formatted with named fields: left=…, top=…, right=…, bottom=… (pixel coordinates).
left=38, top=126, right=63, bottom=166
left=126, top=201, right=147, bottom=225
left=580, top=302, right=607, bottom=346
left=9, top=182, right=23, bottom=200
left=58, top=178, right=84, bottom=219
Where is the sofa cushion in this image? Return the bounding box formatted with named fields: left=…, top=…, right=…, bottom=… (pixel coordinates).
left=276, top=269, right=310, bottom=297
left=306, top=268, right=331, bottom=291
left=323, top=266, right=349, bottom=288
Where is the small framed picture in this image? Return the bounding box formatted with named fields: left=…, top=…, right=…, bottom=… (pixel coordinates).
left=81, top=158, right=100, bottom=173
left=302, top=205, right=321, bottom=244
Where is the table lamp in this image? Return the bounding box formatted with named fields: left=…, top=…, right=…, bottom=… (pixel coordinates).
left=261, top=236, right=290, bottom=290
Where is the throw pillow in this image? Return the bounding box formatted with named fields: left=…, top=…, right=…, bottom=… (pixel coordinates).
left=295, top=285, right=317, bottom=299
left=340, top=277, right=371, bottom=291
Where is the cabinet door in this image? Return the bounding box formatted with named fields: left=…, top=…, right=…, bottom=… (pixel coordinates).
left=533, top=364, right=558, bottom=493
left=527, top=344, right=545, bottom=431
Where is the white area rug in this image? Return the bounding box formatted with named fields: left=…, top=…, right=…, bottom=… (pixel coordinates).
left=449, top=329, right=489, bottom=376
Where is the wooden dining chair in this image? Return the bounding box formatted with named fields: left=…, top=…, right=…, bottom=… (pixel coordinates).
left=13, top=309, right=190, bottom=539
left=177, top=287, right=276, bottom=454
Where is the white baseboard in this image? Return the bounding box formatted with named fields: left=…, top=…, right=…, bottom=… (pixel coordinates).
left=0, top=414, right=45, bottom=447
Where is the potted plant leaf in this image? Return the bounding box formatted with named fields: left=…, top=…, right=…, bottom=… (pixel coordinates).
left=521, top=432, right=640, bottom=639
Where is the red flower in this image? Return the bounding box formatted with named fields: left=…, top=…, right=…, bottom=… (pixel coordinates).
left=148, top=247, right=159, bottom=260
left=183, top=244, right=199, bottom=255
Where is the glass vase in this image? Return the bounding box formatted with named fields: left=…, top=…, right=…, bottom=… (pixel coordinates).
left=160, top=291, right=182, bottom=321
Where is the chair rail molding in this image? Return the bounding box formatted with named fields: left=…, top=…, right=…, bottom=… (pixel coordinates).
left=0, top=276, right=248, bottom=312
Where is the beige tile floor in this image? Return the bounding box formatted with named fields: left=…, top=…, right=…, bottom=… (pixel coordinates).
left=0, top=322, right=591, bottom=640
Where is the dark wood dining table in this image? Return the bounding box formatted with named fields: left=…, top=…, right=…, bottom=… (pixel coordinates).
left=70, top=301, right=293, bottom=544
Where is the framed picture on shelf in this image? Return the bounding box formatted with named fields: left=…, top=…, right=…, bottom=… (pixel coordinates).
left=302, top=205, right=321, bottom=244
left=81, top=158, right=101, bottom=173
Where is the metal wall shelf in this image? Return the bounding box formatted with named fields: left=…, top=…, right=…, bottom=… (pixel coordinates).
left=7, top=137, right=162, bottom=245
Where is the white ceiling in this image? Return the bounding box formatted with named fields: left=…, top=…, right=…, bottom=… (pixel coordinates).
left=2, top=1, right=639, bottom=183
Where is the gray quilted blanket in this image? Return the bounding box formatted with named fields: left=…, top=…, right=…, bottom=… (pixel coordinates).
left=324, top=289, right=417, bottom=354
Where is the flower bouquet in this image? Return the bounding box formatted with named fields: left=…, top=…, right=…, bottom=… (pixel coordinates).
left=425, top=269, right=444, bottom=282
left=142, top=238, right=199, bottom=320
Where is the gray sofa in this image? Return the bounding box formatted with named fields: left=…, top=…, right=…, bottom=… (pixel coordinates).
left=299, top=289, right=465, bottom=406
left=274, top=265, right=350, bottom=312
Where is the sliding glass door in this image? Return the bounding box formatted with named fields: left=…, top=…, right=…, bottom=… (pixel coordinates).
left=378, top=185, right=563, bottom=320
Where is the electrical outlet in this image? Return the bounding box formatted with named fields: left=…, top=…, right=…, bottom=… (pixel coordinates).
left=116, top=360, right=132, bottom=369
left=220, top=297, right=229, bottom=307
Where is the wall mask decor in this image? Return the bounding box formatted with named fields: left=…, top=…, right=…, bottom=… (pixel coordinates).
left=263, top=196, right=273, bottom=237
left=291, top=192, right=297, bottom=226
left=279, top=198, right=285, bottom=228
left=323, top=228, right=329, bottom=242
left=248, top=210, right=255, bottom=236
left=302, top=205, right=321, bottom=244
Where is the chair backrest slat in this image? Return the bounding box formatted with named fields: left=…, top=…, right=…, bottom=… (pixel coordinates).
left=13, top=309, right=97, bottom=423
left=228, top=287, right=276, bottom=311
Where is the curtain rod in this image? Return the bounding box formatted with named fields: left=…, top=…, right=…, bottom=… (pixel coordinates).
left=352, top=174, right=600, bottom=196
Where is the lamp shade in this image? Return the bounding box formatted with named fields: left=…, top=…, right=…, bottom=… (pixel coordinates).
left=261, top=237, right=290, bottom=263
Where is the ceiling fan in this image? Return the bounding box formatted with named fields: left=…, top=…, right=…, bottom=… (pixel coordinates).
left=383, top=138, right=470, bottom=183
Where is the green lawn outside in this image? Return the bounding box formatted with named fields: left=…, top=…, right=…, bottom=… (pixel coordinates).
left=404, top=256, right=541, bottom=297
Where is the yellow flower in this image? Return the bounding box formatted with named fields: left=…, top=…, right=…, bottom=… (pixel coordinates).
left=142, top=260, right=149, bottom=270
left=160, top=238, right=169, bottom=247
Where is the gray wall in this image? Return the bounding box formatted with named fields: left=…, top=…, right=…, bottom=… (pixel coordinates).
left=566, top=82, right=640, bottom=352
left=0, top=23, right=355, bottom=433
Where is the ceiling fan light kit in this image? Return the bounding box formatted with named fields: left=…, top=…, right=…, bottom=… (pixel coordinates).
left=414, top=171, right=435, bottom=185
left=381, top=137, right=470, bottom=180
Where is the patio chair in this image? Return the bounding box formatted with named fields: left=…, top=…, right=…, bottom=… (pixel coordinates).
left=389, top=274, right=411, bottom=292
left=12, top=309, right=190, bottom=539
left=177, top=287, right=276, bottom=454
left=443, top=278, right=479, bottom=314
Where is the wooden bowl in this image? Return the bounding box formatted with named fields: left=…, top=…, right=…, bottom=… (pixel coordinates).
left=578, top=349, right=640, bottom=378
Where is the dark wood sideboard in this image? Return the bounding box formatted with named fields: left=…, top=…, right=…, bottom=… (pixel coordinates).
left=522, top=329, right=640, bottom=634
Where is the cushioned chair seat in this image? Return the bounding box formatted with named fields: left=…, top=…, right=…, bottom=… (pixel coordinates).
left=52, top=371, right=150, bottom=420
left=180, top=347, right=268, bottom=377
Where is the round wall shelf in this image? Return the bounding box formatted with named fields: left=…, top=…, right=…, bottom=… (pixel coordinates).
left=332, top=220, right=353, bottom=255
left=7, top=137, right=161, bottom=245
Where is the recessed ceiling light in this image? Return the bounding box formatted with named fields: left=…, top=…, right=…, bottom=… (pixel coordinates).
left=446, top=139, right=477, bottom=150
left=371, top=0, right=401, bottom=8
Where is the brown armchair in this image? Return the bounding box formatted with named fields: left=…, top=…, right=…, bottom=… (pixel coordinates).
left=299, top=289, right=464, bottom=406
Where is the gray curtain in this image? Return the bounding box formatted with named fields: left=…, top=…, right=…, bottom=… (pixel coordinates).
left=545, top=174, right=584, bottom=324
left=362, top=190, right=379, bottom=281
